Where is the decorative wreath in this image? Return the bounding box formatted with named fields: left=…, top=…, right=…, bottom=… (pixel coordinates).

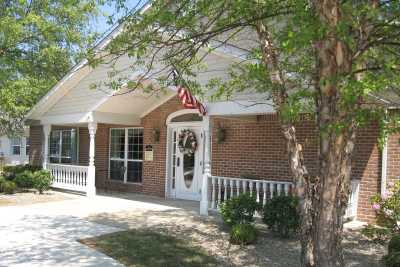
left=178, top=129, right=197, bottom=154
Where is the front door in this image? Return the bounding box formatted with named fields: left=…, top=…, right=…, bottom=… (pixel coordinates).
left=172, top=126, right=203, bottom=201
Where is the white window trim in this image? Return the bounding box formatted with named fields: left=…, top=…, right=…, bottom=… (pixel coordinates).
left=11, top=137, right=22, bottom=156
left=108, top=127, right=144, bottom=184
left=49, top=129, right=78, bottom=164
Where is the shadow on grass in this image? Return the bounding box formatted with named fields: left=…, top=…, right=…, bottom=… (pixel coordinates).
left=80, top=228, right=220, bottom=267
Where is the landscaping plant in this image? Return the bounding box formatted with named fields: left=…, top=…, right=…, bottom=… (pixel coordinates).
left=230, top=223, right=258, bottom=245
left=2, top=180, right=16, bottom=194
left=384, top=235, right=400, bottom=267
left=263, top=195, right=300, bottom=238
left=14, top=171, right=35, bottom=189
left=33, top=170, right=52, bottom=194
left=220, top=193, right=260, bottom=226
left=363, top=181, right=400, bottom=242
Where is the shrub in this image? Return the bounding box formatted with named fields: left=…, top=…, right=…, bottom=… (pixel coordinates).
left=363, top=181, right=400, bottom=242
left=33, top=170, right=52, bottom=194
left=2, top=181, right=16, bottom=194
left=220, top=193, right=260, bottom=226
left=14, top=171, right=35, bottom=188
left=0, top=176, right=6, bottom=192
left=384, top=251, right=400, bottom=267
left=361, top=224, right=392, bottom=243
left=3, top=165, right=41, bottom=180
left=389, top=235, right=400, bottom=254
left=230, top=223, right=258, bottom=245
left=262, top=195, right=300, bottom=238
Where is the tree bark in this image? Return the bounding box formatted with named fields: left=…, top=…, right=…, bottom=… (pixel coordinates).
left=256, top=0, right=357, bottom=265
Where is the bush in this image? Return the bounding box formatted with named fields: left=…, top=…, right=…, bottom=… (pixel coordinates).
left=3, top=165, right=41, bottom=180
left=384, top=251, right=400, bottom=267
left=389, top=235, right=400, bottom=254
left=0, top=176, right=6, bottom=192
left=363, top=181, right=400, bottom=242
left=2, top=180, right=16, bottom=194
left=230, top=223, right=258, bottom=245
left=14, top=171, right=35, bottom=188
left=361, top=224, right=392, bottom=243
left=262, top=195, right=300, bottom=238
left=220, top=193, right=260, bottom=226
left=33, top=170, right=52, bottom=194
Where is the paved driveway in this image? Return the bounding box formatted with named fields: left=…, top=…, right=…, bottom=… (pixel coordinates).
left=0, top=193, right=197, bottom=267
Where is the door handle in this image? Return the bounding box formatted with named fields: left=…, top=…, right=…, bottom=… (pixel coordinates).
left=177, top=157, right=180, bottom=167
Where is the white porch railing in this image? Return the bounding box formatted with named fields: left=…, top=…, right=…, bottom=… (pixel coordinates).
left=208, top=176, right=293, bottom=210
left=207, top=176, right=360, bottom=221
left=47, top=163, right=89, bottom=193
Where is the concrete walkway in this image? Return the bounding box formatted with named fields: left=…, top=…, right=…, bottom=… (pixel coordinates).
left=0, top=192, right=199, bottom=267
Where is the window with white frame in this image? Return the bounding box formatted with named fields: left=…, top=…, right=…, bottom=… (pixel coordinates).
left=49, top=129, right=77, bottom=164
left=11, top=137, right=21, bottom=155
left=25, top=137, right=30, bottom=156
left=109, top=128, right=143, bottom=183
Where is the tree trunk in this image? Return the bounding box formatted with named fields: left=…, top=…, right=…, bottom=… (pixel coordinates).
left=256, top=0, right=357, bottom=265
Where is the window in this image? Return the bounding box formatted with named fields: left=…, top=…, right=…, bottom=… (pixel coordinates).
left=25, top=137, right=30, bottom=156
left=109, top=128, right=143, bottom=183
left=49, top=129, right=77, bottom=164
left=11, top=137, right=21, bottom=155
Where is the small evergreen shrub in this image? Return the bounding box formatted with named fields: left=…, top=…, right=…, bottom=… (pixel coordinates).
left=33, top=170, right=52, bottom=194
left=389, top=235, right=400, bottom=254
left=0, top=176, right=6, bottom=192
left=220, top=193, right=260, bottom=226
left=3, top=165, right=41, bottom=180
left=230, top=223, right=258, bottom=245
left=2, top=181, right=16, bottom=194
left=14, top=171, right=35, bottom=188
left=262, top=195, right=300, bottom=238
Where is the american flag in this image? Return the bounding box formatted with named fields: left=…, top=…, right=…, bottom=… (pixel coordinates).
left=177, top=86, right=206, bottom=115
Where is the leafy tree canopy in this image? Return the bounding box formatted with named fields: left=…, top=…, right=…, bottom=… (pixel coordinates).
left=94, top=1, right=400, bottom=265
left=0, top=0, right=103, bottom=135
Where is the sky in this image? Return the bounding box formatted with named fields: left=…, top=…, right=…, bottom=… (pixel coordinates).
left=91, top=0, right=145, bottom=38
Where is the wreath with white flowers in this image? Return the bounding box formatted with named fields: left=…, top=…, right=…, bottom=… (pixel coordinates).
left=178, top=129, right=197, bottom=154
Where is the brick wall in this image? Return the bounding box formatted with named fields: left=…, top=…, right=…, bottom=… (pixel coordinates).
left=211, top=114, right=318, bottom=180
left=141, top=96, right=184, bottom=197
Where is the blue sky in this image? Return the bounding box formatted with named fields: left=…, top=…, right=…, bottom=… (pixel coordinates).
left=91, top=0, right=145, bottom=36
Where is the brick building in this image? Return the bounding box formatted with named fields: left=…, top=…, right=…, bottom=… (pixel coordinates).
left=24, top=25, right=399, bottom=224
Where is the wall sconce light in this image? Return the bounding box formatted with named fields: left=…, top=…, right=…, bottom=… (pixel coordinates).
left=216, top=127, right=226, bottom=144
left=152, top=128, right=160, bottom=143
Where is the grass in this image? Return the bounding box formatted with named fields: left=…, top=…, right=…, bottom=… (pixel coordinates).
left=80, top=229, right=219, bottom=267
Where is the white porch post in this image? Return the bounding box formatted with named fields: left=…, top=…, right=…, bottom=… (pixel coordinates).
left=42, top=124, right=51, bottom=170
left=200, top=116, right=211, bottom=215
left=87, top=122, right=97, bottom=197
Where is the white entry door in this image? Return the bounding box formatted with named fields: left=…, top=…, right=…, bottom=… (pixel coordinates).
left=173, top=126, right=203, bottom=201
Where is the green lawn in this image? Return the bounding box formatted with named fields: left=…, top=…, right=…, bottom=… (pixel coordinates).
left=80, top=229, right=219, bottom=267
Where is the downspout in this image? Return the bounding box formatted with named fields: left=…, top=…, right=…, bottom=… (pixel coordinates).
left=381, top=109, right=388, bottom=196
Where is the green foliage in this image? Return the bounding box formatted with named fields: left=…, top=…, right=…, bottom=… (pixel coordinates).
left=384, top=235, right=400, bottom=267
left=363, top=181, right=400, bottom=242
left=389, top=235, right=400, bottom=255
left=0, top=176, right=5, bottom=192
left=384, top=251, right=400, bottom=267
left=3, top=165, right=41, bottom=180
left=2, top=181, right=16, bottom=194
left=33, top=170, right=53, bottom=194
left=14, top=171, right=35, bottom=189
left=0, top=1, right=101, bottom=134
left=262, top=195, right=300, bottom=238
left=220, top=193, right=260, bottom=226
left=230, top=223, right=258, bottom=245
